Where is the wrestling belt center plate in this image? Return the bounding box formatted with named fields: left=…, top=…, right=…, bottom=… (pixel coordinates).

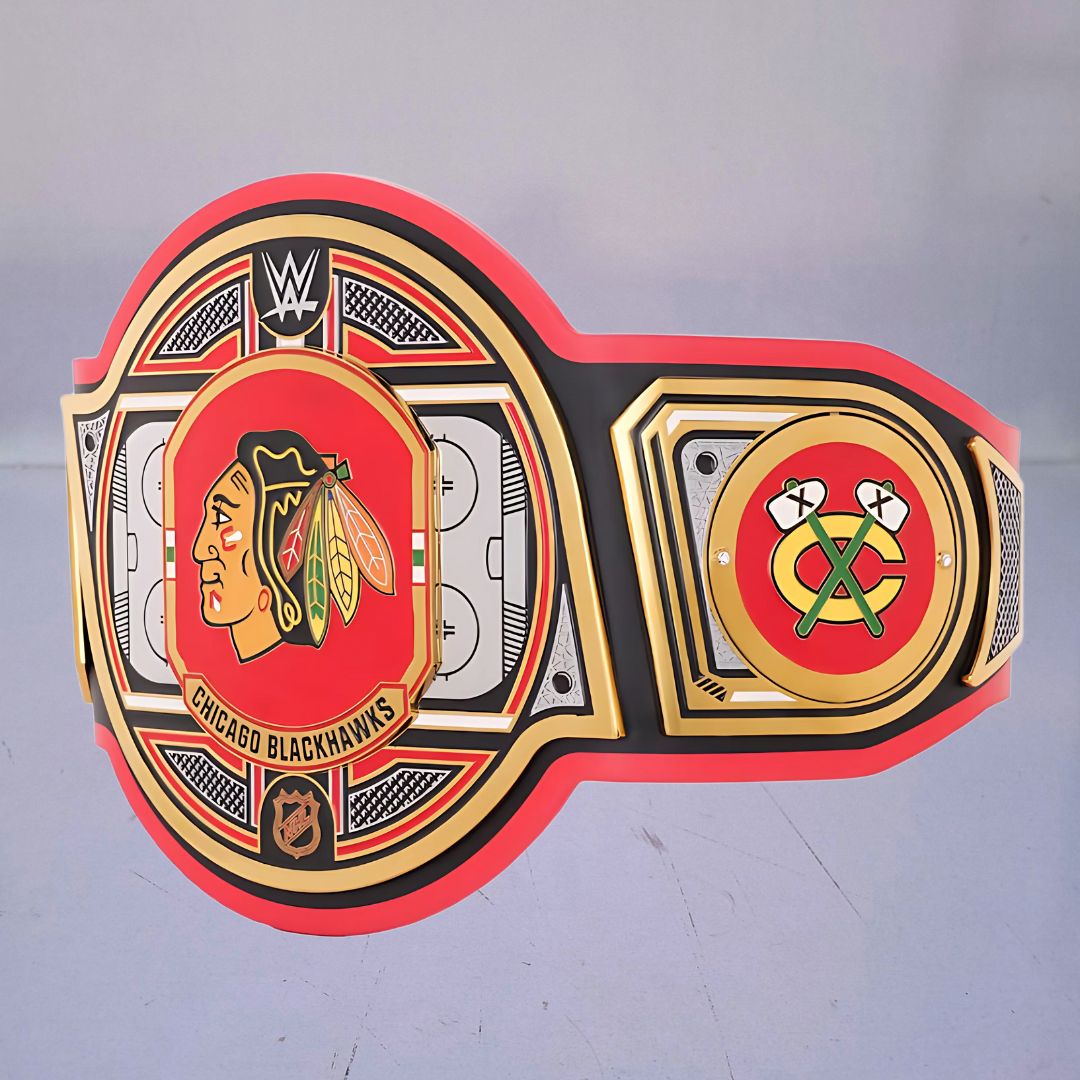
left=62, top=175, right=1023, bottom=933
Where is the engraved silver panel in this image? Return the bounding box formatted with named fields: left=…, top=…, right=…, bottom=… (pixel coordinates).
left=76, top=412, right=109, bottom=526
left=679, top=437, right=751, bottom=670
left=530, top=586, right=585, bottom=714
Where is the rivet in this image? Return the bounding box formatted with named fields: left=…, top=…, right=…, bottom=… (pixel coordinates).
left=715, top=549, right=731, bottom=566
left=938, top=552, right=953, bottom=568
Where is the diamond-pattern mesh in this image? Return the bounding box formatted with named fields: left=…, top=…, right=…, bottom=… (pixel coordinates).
left=989, top=463, right=1022, bottom=659
left=164, top=748, right=247, bottom=821
left=348, top=766, right=452, bottom=832
left=340, top=277, right=447, bottom=346
left=158, top=283, right=242, bottom=357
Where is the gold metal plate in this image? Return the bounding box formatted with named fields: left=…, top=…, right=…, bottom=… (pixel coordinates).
left=611, top=377, right=979, bottom=736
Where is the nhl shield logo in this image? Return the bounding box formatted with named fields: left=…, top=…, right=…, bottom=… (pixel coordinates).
left=251, top=239, right=330, bottom=338
left=271, top=788, right=321, bottom=859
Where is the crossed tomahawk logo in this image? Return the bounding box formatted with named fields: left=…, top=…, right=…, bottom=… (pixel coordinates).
left=767, top=477, right=910, bottom=639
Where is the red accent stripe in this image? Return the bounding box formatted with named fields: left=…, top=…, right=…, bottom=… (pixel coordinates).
left=246, top=286, right=256, bottom=356
left=330, top=766, right=342, bottom=831
left=326, top=275, right=337, bottom=354
left=96, top=665, right=1009, bottom=935
left=251, top=766, right=263, bottom=827
left=504, top=402, right=554, bottom=715
left=70, top=174, right=1019, bottom=465
left=95, top=417, right=130, bottom=693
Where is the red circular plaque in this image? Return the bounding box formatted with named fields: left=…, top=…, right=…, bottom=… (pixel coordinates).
left=736, top=442, right=935, bottom=676
left=706, top=414, right=960, bottom=704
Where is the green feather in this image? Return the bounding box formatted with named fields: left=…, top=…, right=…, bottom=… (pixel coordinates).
left=303, top=492, right=329, bottom=646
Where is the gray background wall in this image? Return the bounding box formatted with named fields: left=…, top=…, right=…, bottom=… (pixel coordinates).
left=2, top=2, right=1078, bottom=1078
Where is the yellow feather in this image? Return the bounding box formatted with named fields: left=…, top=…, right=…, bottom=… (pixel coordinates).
left=325, top=491, right=361, bottom=625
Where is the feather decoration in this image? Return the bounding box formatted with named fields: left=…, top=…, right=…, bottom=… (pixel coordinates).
left=333, top=483, right=395, bottom=595
left=277, top=486, right=319, bottom=581
left=303, top=491, right=329, bottom=646
left=280, top=458, right=393, bottom=646
left=324, top=490, right=361, bottom=625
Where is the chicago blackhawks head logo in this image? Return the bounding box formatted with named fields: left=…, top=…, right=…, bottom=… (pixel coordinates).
left=193, top=429, right=395, bottom=662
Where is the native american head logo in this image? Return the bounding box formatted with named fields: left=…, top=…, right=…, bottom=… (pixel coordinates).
left=192, top=429, right=395, bottom=662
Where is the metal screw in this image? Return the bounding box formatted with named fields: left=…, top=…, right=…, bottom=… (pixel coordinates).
left=938, top=552, right=953, bottom=568
left=715, top=549, right=731, bottom=566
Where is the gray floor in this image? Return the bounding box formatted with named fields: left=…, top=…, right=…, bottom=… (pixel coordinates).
left=1, top=461, right=1077, bottom=1079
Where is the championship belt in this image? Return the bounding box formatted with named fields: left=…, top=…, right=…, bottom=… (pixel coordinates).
left=63, top=176, right=1023, bottom=933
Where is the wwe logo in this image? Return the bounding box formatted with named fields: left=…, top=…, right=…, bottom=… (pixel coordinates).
left=259, top=249, right=320, bottom=325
